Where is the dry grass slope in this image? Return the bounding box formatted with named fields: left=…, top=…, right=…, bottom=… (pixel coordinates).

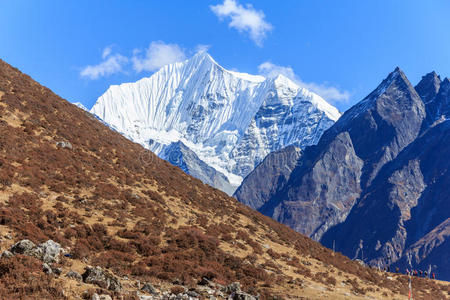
left=0, top=59, right=448, bottom=299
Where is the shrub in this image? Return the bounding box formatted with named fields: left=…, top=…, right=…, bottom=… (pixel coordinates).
left=73, top=240, right=90, bottom=259
left=0, top=255, right=66, bottom=299
left=267, top=249, right=281, bottom=259
left=170, top=286, right=185, bottom=295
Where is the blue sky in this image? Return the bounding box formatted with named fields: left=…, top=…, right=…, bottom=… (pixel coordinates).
left=1, top=0, right=449, bottom=112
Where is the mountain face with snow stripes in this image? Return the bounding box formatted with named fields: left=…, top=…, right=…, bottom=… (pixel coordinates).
left=91, top=52, right=340, bottom=193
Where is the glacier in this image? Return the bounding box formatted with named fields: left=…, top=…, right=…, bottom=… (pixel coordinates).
left=91, top=51, right=341, bottom=194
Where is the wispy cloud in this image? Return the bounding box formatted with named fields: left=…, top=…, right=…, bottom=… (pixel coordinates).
left=81, top=42, right=208, bottom=78
left=258, top=62, right=351, bottom=104
left=132, top=41, right=186, bottom=73
left=80, top=46, right=128, bottom=80
left=298, top=80, right=351, bottom=105
left=258, top=62, right=296, bottom=80
left=102, top=45, right=113, bottom=59
left=210, top=0, right=272, bottom=47
left=194, top=44, right=211, bottom=53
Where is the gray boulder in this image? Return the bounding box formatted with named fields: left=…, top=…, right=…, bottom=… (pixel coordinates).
left=225, top=282, right=241, bottom=293
left=66, top=270, right=82, bottom=281
left=10, top=239, right=37, bottom=256
left=56, top=141, right=73, bottom=149
left=199, top=277, right=216, bottom=287
left=230, top=292, right=258, bottom=300
left=186, top=290, right=199, bottom=297
left=141, top=282, right=158, bottom=294
left=42, top=263, right=52, bottom=274
left=0, top=250, right=14, bottom=258
left=42, top=263, right=62, bottom=275
left=53, top=267, right=62, bottom=275
left=9, top=239, right=61, bottom=264
left=82, top=266, right=122, bottom=292
left=37, top=240, right=61, bottom=264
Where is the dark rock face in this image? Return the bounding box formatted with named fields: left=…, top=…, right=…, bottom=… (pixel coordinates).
left=321, top=120, right=450, bottom=278
left=393, top=218, right=450, bottom=280
left=246, top=68, right=425, bottom=239
left=323, top=68, right=426, bottom=189
left=263, top=132, right=364, bottom=239
left=161, top=141, right=234, bottom=195
left=234, top=145, right=301, bottom=210
left=236, top=68, right=450, bottom=279
left=415, top=71, right=441, bottom=104
left=416, top=72, right=450, bottom=128
left=425, top=78, right=450, bottom=126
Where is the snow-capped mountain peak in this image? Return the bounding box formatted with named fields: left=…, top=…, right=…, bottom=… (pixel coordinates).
left=91, top=52, right=341, bottom=193
left=192, top=51, right=265, bottom=83
left=269, top=74, right=341, bottom=121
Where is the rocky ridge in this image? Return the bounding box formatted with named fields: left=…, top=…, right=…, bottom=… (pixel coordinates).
left=236, top=69, right=450, bottom=281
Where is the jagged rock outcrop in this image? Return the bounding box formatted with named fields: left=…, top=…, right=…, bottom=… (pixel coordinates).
left=10, top=239, right=37, bottom=256
left=82, top=266, right=122, bottom=292
left=416, top=71, right=449, bottom=128
left=425, top=77, right=450, bottom=126
left=141, top=282, right=158, bottom=294
left=9, top=239, right=61, bottom=264
left=38, top=239, right=62, bottom=264
left=415, top=71, right=441, bottom=104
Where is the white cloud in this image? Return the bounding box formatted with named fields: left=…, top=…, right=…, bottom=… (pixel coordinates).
left=102, top=45, right=113, bottom=59
left=258, top=62, right=296, bottom=80
left=194, top=44, right=211, bottom=53
left=132, top=41, right=186, bottom=73
left=80, top=46, right=128, bottom=80
left=299, top=81, right=351, bottom=105
left=210, top=0, right=272, bottom=47
left=258, top=61, right=351, bottom=104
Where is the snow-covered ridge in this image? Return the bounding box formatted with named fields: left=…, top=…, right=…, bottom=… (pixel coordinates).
left=91, top=52, right=341, bottom=193
left=73, top=102, right=88, bottom=111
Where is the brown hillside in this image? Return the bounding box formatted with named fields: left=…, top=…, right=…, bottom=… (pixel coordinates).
left=0, top=59, right=448, bottom=299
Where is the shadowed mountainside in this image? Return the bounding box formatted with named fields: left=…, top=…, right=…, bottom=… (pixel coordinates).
left=236, top=69, right=450, bottom=281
